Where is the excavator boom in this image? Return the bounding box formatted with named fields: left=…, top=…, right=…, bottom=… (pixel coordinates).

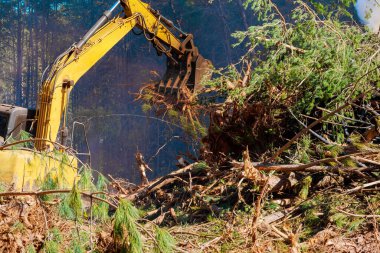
left=35, top=0, right=212, bottom=150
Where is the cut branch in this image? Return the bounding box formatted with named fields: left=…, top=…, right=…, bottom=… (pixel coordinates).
left=0, top=190, right=118, bottom=209
left=345, top=179, right=380, bottom=194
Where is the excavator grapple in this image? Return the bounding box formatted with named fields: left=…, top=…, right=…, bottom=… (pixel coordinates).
left=159, top=52, right=212, bottom=94
left=157, top=34, right=213, bottom=94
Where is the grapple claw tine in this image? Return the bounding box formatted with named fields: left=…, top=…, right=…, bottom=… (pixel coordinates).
left=158, top=53, right=212, bottom=96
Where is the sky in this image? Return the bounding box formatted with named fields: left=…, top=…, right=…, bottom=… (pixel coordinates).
left=355, top=0, right=380, bottom=32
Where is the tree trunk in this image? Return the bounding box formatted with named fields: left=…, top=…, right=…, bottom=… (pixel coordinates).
left=14, top=0, right=24, bottom=106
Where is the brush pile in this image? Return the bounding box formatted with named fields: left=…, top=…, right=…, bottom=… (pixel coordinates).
left=110, top=135, right=380, bottom=251
left=127, top=0, right=380, bottom=250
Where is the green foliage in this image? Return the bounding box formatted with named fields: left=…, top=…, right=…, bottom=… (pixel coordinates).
left=142, top=93, right=153, bottom=101
left=350, top=133, right=372, bottom=151
left=19, top=130, right=33, bottom=148
left=179, top=116, right=197, bottom=138
left=348, top=218, right=365, bottom=231
left=342, top=158, right=357, bottom=167
left=50, top=227, right=63, bottom=243
left=309, top=0, right=355, bottom=17
left=330, top=212, right=349, bottom=228
left=141, top=103, right=152, bottom=113
left=193, top=161, right=209, bottom=172
left=58, top=196, right=76, bottom=220
left=304, top=208, right=320, bottom=230
left=296, top=192, right=369, bottom=240
left=167, top=109, right=179, bottom=119
left=43, top=228, right=63, bottom=253
left=54, top=151, right=70, bottom=186
left=0, top=183, right=6, bottom=193
left=298, top=176, right=312, bottom=200
left=96, top=174, right=108, bottom=191
left=68, top=183, right=83, bottom=220
left=26, top=244, right=36, bottom=253
left=234, top=10, right=376, bottom=110
left=41, top=173, right=59, bottom=201
left=193, top=119, right=207, bottom=138
left=92, top=200, right=109, bottom=222
left=324, top=144, right=343, bottom=158
left=210, top=0, right=380, bottom=156
left=78, top=166, right=96, bottom=191
left=153, top=227, right=176, bottom=253
left=92, top=174, right=110, bottom=222
left=295, top=135, right=312, bottom=163
left=243, top=0, right=276, bottom=20
left=7, top=130, right=33, bottom=148
left=65, top=237, right=85, bottom=253
left=11, top=221, right=25, bottom=233
left=43, top=241, right=60, bottom=253
left=264, top=201, right=280, bottom=211
left=114, top=200, right=143, bottom=253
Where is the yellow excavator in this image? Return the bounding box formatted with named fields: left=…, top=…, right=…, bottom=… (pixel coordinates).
left=0, top=0, right=211, bottom=190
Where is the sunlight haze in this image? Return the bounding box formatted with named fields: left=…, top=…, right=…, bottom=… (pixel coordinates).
left=356, top=0, right=380, bottom=32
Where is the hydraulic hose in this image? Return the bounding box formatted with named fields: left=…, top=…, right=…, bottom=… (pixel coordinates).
left=76, top=1, right=120, bottom=49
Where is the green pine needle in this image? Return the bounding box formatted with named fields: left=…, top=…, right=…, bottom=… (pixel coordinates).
left=43, top=241, right=60, bottom=253
left=154, top=227, right=176, bottom=253
left=93, top=201, right=109, bottom=222
left=299, top=176, right=312, bottom=200
left=78, top=166, right=96, bottom=191
left=26, top=244, right=36, bottom=253
left=96, top=174, right=109, bottom=191
left=43, top=228, right=62, bottom=253
left=41, top=173, right=59, bottom=201
left=92, top=174, right=110, bottom=222
left=58, top=196, right=75, bottom=220
left=114, top=199, right=142, bottom=253
left=68, top=183, right=83, bottom=219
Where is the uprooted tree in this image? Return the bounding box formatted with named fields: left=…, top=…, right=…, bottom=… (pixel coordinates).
left=200, top=0, right=380, bottom=163
left=140, top=0, right=380, bottom=164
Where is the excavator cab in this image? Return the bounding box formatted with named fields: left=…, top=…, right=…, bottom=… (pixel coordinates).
left=0, top=104, right=36, bottom=144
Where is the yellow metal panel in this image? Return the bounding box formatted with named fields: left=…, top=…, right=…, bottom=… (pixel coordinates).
left=0, top=149, right=78, bottom=190
left=123, top=0, right=182, bottom=52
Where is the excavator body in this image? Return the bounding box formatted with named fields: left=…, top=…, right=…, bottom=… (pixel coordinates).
left=0, top=0, right=212, bottom=190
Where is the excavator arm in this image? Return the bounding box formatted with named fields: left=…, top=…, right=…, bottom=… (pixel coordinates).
left=35, top=0, right=212, bottom=150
